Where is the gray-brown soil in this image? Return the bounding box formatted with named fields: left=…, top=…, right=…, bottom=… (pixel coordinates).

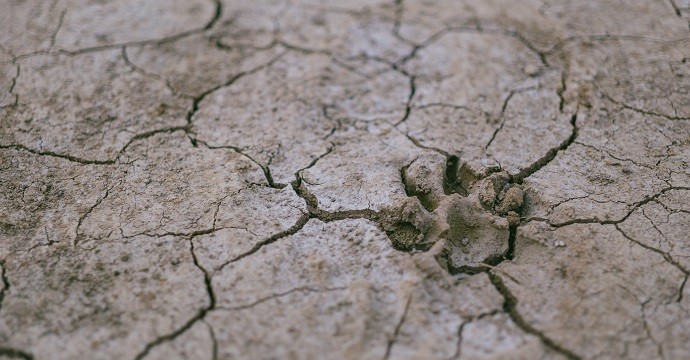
left=1, top=0, right=689, bottom=359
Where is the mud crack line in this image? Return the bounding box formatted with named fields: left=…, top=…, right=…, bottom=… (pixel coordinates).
left=488, top=272, right=581, bottom=360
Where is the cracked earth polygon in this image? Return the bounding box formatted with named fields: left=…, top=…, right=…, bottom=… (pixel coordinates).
left=1, top=0, right=690, bottom=359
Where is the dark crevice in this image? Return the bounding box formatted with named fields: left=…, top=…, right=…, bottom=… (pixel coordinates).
left=485, top=89, right=525, bottom=149
left=484, top=87, right=536, bottom=149
left=62, top=30, right=200, bottom=56
left=542, top=34, right=690, bottom=60
left=450, top=310, right=502, bottom=360
left=203, top=320, right=219, bottom=360
left=185, top=51, right=286, bottom=146
left=488, top=273, right=582, bottom=360
left=602, top=91, right=689, bottom=121
left=512, top=113, right=578, bottom=183
left=394, top=75, right=416, bottom=126
left=291, top=174, right=430, bottom=255
left=614, top=224, right=689, bottom=292
left=198, top=137, right=299, bottom=190
left=668, top=0, right=682, bottom=17
left=185, top=52, right=287, bottom=127
left=443, top=156, right=478, bottom=196
left=505, top=224, right=517, bottom=261
left=507, top=29, right=549, bottom=67
left=391, top=0, right=416, bottom=46
left=0, top=348, right=34, bottom=360
left=443, top=155, right=460, bottom=195
left=74, top=184, right=113, bottom=246
left=216, top=286, right=346, bottom=312
left=394, top=26, right=475, bottom=67
left=574, top=141, right=656, bottom=170
left=557, top=71, right=567, bottom=112
left=2, top=125, right=190, bottom=166
left=134, top=232, right=217, bottom=360
left=117, top=225, right=229, bottom=241
left=485, top=118, right=507, bottom=149
left=398, top=25, right=550, bottom=68
left=401, top=131, right=450, bottom=157
left=0, top=61, right=19, bottom=109
left=443, top=260, right=489, bottom=277
left=640, top=300, right=664, bottom=359
left=441, top=223, right=517, bottom=276
left=0, top=143, right=114, bottom=165
left=204, top=0, right=223, bottom=31
left=291, top=174, right=381, bottom=223
left=287, top=142, right=337, bottom=188
left=400, top=162, right=414, bottom=197
left=49, top=10, right=66, bottom=48
left=121, top=126, right=192, bottom=153
left=43, top=0, right=225, bottom=57
left=678, top=275, right=688, bottom=303
left=0, top=260, right=9, bottom=314
left=291, top=177, right=319, bottom=212
left=452, top=321, right=467, bottom=360
left=27, top=227, right=60, bottom=253
left=383, top=293, right=412, bottom=360
left=261, top=166, right=286, bottom=189
left=217, top=214, right=311, bottom=271
left=541, top=186, right=690, bottom=228
left=121, top=47, right=181, bottom=97
left=312, top=208, right=381, bottom=223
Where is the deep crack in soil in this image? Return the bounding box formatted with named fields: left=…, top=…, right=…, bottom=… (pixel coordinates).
left=1, top=0, right=689, bottom=359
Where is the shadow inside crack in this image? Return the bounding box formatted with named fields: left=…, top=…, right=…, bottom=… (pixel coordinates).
left=436, top=195, right=511, bottom=275
left=443, top=155, right=479, bottom=197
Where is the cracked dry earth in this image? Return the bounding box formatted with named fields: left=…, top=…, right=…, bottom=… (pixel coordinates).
left=1, top=1, right=690, bottom=360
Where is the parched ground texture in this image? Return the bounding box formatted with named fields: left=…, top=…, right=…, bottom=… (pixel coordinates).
left=1, top=0, right=689, bottom=359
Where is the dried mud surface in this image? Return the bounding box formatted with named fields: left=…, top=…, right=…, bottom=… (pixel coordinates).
left=1, top=1, right=689, bottom=359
